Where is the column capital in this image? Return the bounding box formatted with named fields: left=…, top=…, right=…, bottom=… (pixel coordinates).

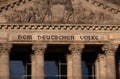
left=98, top=53, right=106, bottom=61
left=0, top=43, right=12, bottom=55
left=69, top=43, right=84, bottom=55
left=32, top=43, right=47, bottom=55
left=31, top=54, right=35, bottom=61
left=102, top=43, right=118, bottom=56
left=66, top=54, right=72, bottom=61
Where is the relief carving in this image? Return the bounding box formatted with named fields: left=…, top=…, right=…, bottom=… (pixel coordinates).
left=98, top=53, right=106, bottom=61
left=32, top=43, right=47, bottom=55
left=0, top=43, right=12, bottom=55
left=3, top=0, right=115, bottom=24
left=102, top=43, right=118, bottom=56
left=69, top=43, right=84, bottom=55
left=4, top=0, right=73, bottom=23
left=0, top=0, right=9, bottom=4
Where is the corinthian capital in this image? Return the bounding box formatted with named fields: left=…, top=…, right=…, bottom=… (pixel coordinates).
left=32, top=43, right=47, bottom=55
left=102, top=43, right=118, bottom=56
left=98, top=53, right=106, bottom=61
left=69, top=43, right=84, bottom=55
left=0, top=43, right=12, bottom=54
left=66, top=54, right=72, bottom=61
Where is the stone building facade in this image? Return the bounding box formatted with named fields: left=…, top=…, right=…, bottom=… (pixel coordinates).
left=0, top=0, right=120, bottom=79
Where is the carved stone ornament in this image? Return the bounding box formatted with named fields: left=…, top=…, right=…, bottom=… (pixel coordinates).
left=0, top=43, right=12, bottom=55
left=31, top=53, right=35, bottom=61
left=69, top=43, right=84, bottom=55
left=0, top=24, right=120, bottom=31
left=3, top=0, right=119, bottom=24
left=32, top=43, right=47, bottom=55
left=98, top=53, right=106, bottom=61
left=66, top=54, right=72, bottom=61
left=102, top=43, right=119, bottom=56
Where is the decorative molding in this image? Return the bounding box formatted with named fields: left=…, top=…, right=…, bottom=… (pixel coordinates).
left=66, top=54, right=72, bottom=61
left=31, top=53, right=35, bottom=61
left=4, top=0, right=74, bottom=23
left=0, top=24, right=119, bottom=31
left=0, top=43, right=12, bottom=55
left=3, top=0, right=120, bottom=24
left=0, top=0, right=119, bottom=15
left=0, top=0, right=31, bottom=13
left=69, top=43, right=84, bottom=55
left=0, top=0, right=119, bottom=25
left=32, top=43, right=47, bottom=55
left=98, top=53, right=106, bottom=61
left=102, top=43, right=118, bottom=56
left=86, top=0, right=120, bottom=14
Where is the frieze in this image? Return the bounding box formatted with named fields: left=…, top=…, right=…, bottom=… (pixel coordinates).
left=8, top=33, right=109, bottom=42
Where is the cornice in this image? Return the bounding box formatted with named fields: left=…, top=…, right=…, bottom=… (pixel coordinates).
left=0, top=24, right=119, bottom=31
left=0, top=0, right=31, bottom=13
left=86, top=0, right=120, bottom=14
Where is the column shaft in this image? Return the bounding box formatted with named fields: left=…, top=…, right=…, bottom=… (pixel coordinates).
left=35, top=52, right=44, bottom=79
left=102, top=43, right=118, bottom=79
left=98, top=54, right=106, bottom=79
left=106, top=52, right=116, bottom=79
left=0, top=43, right=12, bottom=79
left=0, top=53, right=9, bottom=79
left=72, top=52, right=82, bottom=79
left=69, top=44, right=84, bottom=79
left=32, top=43, right=47, bottom=79
left=31, top=54, right=36, bottom=79
left=67, top=54, right=73, bottom=79
left=95, top=59, right=99, bottom=79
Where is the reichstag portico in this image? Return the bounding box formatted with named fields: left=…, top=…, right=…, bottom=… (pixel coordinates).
left=0, top=0, right=120, bottom=79
left=0, top=24, right=120, bottom=79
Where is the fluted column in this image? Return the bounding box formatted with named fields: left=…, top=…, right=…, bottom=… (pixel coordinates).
left=32, top=43, right=47, bottom=79
left=69, top=43, right=84, bottom=79
left=0, top=43, right=12, bottom=79
left=102, top=43, right=118, bottom=79
left=66, top=54, right=73, bottom=79
left=97, top=53, right=106, bottom=79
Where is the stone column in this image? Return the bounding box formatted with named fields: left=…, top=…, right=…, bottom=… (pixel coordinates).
left=31, top=54, right=36, bottom=79
left=0, top=43, right=12, bottom=79
left=95, top=59, right=99, bottom=79
left=66, top=54, right=73, bottom=79
left=69, top=43, right=84, bottom=79
left=102, top=43, right=118, bottom=79
left=97, top=53, right=106, bottom=79
left=32, top=43, right=47, bottom=79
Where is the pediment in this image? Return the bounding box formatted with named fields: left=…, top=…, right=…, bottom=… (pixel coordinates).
left=0, top=0, right=120, bottom=24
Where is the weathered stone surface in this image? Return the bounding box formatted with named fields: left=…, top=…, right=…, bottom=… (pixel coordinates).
left=32, top=43, right=47, bottom=79
left=0, top=0, right=119, bottom=24
left=0, top=1, right=119, bottom=79
left=0, top=43, right=12, bottom=79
